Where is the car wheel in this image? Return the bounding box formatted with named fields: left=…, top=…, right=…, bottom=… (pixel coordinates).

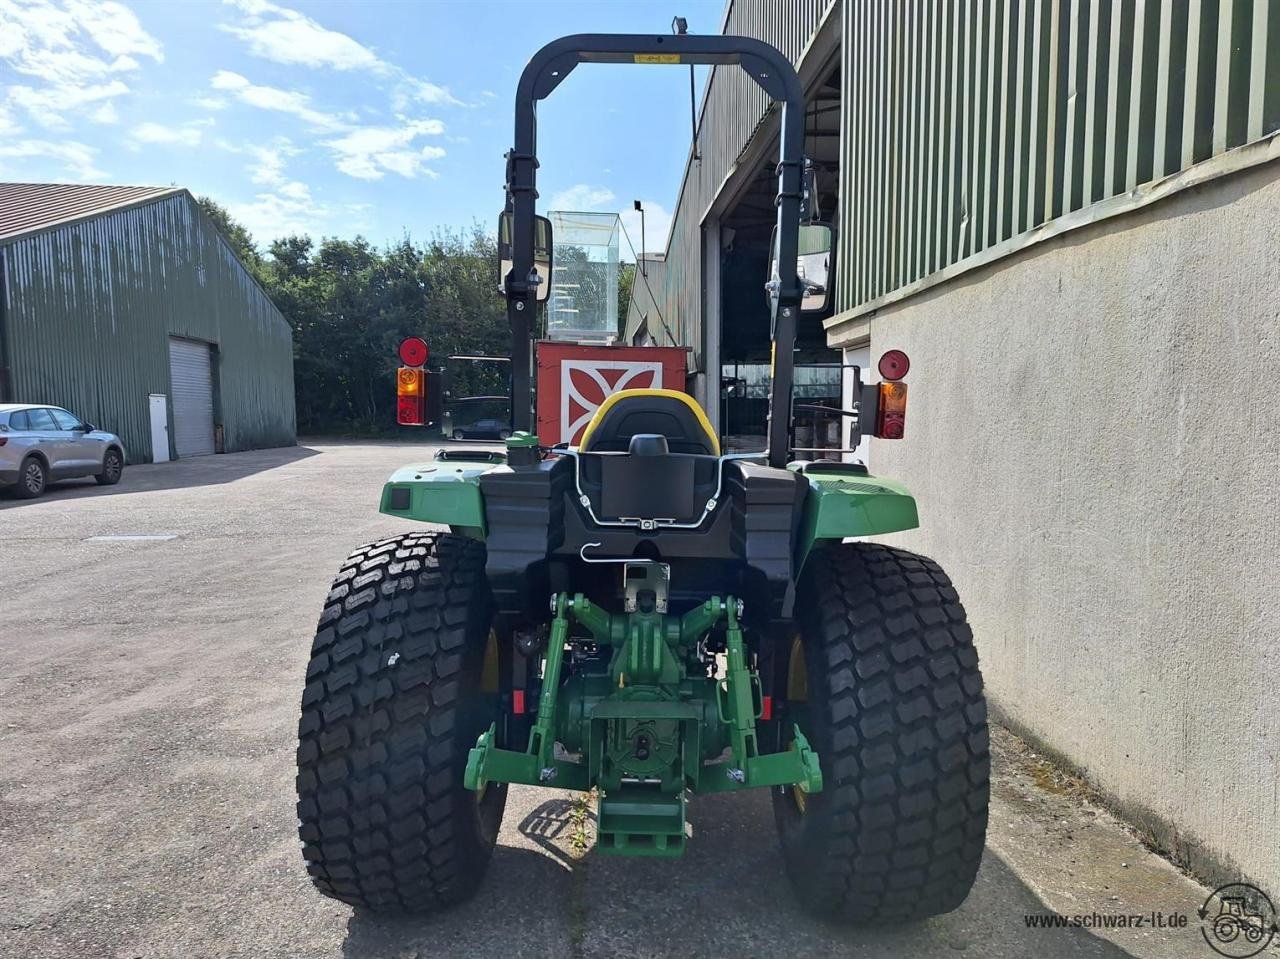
left=498, top=429, right=512, bottom=440
left=14, top=456, right=47, bottom=499
left=96, top=447, right=124, bottom=486
left=453, top=429, right=466, bottom=440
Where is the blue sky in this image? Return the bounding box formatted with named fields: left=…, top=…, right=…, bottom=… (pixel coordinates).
left=0, top=0, right=725, bottom=254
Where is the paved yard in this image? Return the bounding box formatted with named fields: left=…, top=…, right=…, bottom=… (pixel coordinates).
left=0, top=443, right=1222, bottom=958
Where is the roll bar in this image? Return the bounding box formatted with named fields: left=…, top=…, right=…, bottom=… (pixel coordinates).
left=503, top=33, right=805, bottom=469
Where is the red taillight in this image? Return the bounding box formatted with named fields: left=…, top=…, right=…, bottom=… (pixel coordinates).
left=397, top=366, right=425, bottom=425
left=512, top=689, right=526, bottom=715
left=398, top=336, right=428, bottom=367
left=0, top=436, right=6, bottom=447
left=760, top=694, right=773, bottom=722
left=878, top=349, right=910, bottom=381
left=875, top=381, right=907, bottom=439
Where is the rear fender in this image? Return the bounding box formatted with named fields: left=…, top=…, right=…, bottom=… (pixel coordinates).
left=379, top=453, right=504, bottom=536
left=793, top=466, right=919, bottom=574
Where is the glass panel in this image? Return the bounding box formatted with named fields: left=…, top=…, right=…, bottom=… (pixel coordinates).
left=49, top=409, right=81, bottom=430
left=546, top=211, right=621, bottom=343
left=25, top=408, right=57, bottom=430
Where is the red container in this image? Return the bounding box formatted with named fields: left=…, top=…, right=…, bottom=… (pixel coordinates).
left=536, top=341, right=689, bottom=446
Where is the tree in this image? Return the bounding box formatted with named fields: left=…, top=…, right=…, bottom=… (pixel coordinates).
left=204, top=203, right=515, bottom=436
left=617, top=261, right=636, bottom=339
left=195, top=196, right=261, bottom=272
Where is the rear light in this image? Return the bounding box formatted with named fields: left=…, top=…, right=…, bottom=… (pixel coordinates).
left=0, top=437, right=6, bottom=446
left=396, top=366, right=425, bottom=425
left=875, top=381, right=907, bottom=439
left=398, top=336, right=429, bottom=367
left=878, top=349, right=910, bottom=381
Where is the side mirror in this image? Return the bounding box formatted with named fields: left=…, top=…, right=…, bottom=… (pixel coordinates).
left=77, top=423, right=93, bottom=432
left=767, top=222, right=835, bottom=315
left=498, top=212, right=553, bottom=303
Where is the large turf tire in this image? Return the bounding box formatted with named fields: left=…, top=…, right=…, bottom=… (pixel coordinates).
left=297, top=532, right=507, bottom=912
left=774, top=542, right=989, bottom=924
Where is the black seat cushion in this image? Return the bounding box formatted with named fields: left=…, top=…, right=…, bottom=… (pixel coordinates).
left=578, top=453, right=719, bottom=523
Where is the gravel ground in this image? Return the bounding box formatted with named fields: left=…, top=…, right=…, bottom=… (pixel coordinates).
left=0, top=442, right=1224, bottom=958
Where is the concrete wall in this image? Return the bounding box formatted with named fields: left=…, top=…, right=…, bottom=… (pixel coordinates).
left=854, top=159, right=1280, bottom=895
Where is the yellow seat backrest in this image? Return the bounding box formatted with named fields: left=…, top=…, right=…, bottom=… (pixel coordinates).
left=577, top=388, right=721, bottom=456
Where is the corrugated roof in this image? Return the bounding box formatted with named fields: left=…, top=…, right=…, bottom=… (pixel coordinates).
left=0, top=182, right=183, bottom=243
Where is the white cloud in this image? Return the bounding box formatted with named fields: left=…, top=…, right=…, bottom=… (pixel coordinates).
left=89, top=100, right=119, bottom=124
left=324, top=118, right=446, bottom=180
left=0, top=0, right=162, bottom=127
left=129, top=120, right=211, bottom=148
left=192, top=96, right=227, bottom=111
left=225, top=179, right=371, bottom=244
left=220, top=0, right=383, bottom=72
left=549, top=184, right=617, bottom=211
left=0, top=138, right=104, bottom=180
left=219, top=0, right=464, bottom=107
left=402, top=78, right=463, bottom=108
left=0, top=103, right=21, bottom=136
left=218, top=137, right=322, bottom=223
left=243, top=139, right=297, bottom=187
left=227, top=180, right=332, bottom=242
left=7, top=79, right=129, bottom=129
left=210, top=70, right=348, bottom=131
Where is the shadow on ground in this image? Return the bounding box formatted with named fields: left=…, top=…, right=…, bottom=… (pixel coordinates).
left=0, top=445, right=320, bottom=507
left=341, top=843, right=575, bottom=959
left=339, top=791, right=1139, bottom=959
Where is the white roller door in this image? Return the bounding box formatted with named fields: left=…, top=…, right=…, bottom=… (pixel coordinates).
left=168, top=337, right=215, bottom=457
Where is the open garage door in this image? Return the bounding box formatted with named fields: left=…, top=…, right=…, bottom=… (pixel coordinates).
left=168, top=337, right=215, bottom=457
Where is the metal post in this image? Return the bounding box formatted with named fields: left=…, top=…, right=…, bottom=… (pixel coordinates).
left=634, top=200, right=647, bottom=277
left=505, top=35, right=805, bottom=461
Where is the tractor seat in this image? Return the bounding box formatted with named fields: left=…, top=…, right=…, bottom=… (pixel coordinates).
left=577, top=389, right=720, bottom=456
left=576, top=390, right=720, bottom=523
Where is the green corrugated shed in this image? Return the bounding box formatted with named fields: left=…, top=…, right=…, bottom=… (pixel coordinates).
left=0, top=184, right=296, bottom=463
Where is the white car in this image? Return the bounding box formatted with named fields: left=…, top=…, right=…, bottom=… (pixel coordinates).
left=0, top=403, right=126, bottom=499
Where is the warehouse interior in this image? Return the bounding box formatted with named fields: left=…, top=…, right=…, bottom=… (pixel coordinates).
left=717, top=55, right=844, bottom=448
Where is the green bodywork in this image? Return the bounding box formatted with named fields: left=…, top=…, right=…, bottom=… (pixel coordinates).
left=379, top=458, right=494, bottom=536
left=379, top=448, right=920, bottom=562
left=791, top=467, right=919, bottom=570
left=464, top=592, right=822, bottom=857
left=379, top=441, right=918, bottom=857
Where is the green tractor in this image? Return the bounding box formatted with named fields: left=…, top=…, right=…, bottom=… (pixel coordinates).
left=296, top=33, right=989, bottom=924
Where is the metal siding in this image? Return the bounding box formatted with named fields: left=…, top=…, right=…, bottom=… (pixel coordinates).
left=1, top=192, right=295, bottom=462
left=831, top=0, right=1280, bottom=321
left=627, top=0, right=834, bottom=369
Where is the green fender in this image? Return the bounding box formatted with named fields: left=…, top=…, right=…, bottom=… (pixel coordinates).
left=378, top=452, right=918, bottom=576
left=792, top=466, right=919, bottom=574
left=379, top=458, right=500, bottom=536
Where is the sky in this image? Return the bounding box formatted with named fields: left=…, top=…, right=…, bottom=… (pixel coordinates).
left=0, top=0, right=726, bottom=256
